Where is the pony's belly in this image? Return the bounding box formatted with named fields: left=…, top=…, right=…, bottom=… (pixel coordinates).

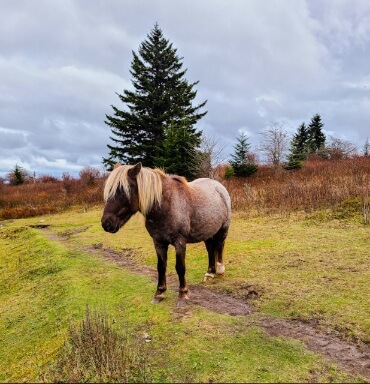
left=188, top=222, right=223, bottom=243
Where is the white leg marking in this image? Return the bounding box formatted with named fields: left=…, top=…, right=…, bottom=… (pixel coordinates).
left=204, top=272, right=215, bottom=281
left=204, top=272, right=215, bottom=278
left=216, top=262, right=225, bottom=275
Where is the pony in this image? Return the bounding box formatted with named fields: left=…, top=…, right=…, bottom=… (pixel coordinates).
left=101, top=163, right=231, bottom=305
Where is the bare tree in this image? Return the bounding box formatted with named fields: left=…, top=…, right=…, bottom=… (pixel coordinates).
left=197, top=134, right=227, bottom=179
left=327, top=136, right=357, bottom=159
left=259, top=122, right=290, bottom=167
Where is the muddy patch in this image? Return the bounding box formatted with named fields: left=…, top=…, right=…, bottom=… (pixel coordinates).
left=260, top=317, right=370, bottom=379
left=88, top=245, right=157, bottom=279
left=188, top=285, right=253, bottom=316
left=60, top=225, right=92, bottom=238
left=29, top=224, right=51, bottom=229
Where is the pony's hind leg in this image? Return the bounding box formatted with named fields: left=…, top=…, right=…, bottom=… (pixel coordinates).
left=215, top=226, right=228, bottom=277
left=152, top=241, right=168, bottom=304
left=204, top=227, right=228, bottom=281
left=215, top=239, right=226, bottom=276
left=204, top=238, right=216, bottom=281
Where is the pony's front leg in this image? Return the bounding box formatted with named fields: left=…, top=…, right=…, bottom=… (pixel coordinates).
left=152, top=241, right=168, bottom=304
left=174, top=238, right=189, bottom=306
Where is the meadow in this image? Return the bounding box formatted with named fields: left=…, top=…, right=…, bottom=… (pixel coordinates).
left=0, top=156, right=369, bottom=382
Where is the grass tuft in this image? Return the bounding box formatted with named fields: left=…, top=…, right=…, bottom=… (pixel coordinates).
left=48, top=306, right=151, bottom=383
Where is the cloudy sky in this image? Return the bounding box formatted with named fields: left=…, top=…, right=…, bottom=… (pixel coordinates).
left=1, top=0, right=370, bottom=177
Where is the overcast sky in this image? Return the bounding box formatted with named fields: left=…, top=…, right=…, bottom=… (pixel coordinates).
left=1, top=0, right=370, bottom=178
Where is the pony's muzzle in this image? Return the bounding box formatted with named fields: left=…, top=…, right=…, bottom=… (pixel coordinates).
left=101, top=218, right=119, bottom=233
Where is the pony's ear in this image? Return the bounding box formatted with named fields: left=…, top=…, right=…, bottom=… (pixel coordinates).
left=127, top=162, right=142, bottom=179
left=113, top=162, right=121, bottom=169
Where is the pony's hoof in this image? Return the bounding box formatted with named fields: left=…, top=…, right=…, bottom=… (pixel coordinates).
left=177, top=298, right=189, bottom=307
left=151, top=295, right=164, bottom=304
left=204, top=272, right=215, bottom=282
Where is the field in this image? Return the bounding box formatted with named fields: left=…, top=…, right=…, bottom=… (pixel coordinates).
left=0, top=157, right=369, bottom=382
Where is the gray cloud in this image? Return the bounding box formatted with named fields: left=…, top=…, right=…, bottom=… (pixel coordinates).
left=1, top=0, right=369, bottom=177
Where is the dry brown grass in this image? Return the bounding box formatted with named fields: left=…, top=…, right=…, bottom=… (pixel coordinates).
left=0, top=177, right=105, bottom=219
left=1, top=156, right=369, bottom=220
left=223, top=156, right=370, bottom=218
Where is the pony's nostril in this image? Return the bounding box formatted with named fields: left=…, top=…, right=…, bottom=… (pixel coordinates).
left=103, top=220, right=113, bottom=231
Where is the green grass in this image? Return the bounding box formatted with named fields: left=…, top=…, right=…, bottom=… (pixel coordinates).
left=222, top=213, right=370, bottom=342
left=0, top=207, right=368, bottom=382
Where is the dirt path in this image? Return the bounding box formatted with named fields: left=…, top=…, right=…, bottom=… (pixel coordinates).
left=40, top=228, right=370, bottom=380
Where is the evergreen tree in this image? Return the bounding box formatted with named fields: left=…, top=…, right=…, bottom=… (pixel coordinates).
left=307, top=113, right=326, bottom=154
left=7, top=164, right=27, bottom=185
left=285, top=115, right=327, bottom=169
left=229, top=132, right=257, bottom=177
left=103, top=23, right=207, bottom=171
left=14, top=165, right=25, bottom=185
left=293, top=123, right=309, bottom=160
left=285, top=123, right=309, bottom=169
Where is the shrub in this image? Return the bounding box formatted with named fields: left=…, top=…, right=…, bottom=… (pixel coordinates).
left=233, top=163, right=258, bottom=177
left=224, top=166, right=235, bottom=179
left=37, top=175, right=59, bottom=183
left=79, top=166, right=101, bottom=186
left=284, top=160, right=303, bottom=170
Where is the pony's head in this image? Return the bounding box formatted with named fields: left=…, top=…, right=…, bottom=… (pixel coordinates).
left=101, top=163, right=163, bottom=233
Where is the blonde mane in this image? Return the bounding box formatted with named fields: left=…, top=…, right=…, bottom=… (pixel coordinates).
left=104, top=165, right=167, bottom=215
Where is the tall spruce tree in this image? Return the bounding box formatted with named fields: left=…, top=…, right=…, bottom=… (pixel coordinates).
left=103, top=24, right=207, bottom=173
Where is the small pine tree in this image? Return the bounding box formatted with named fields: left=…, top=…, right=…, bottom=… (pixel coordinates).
left=285, top=114, right=327, bottom=169
left=285, top=123, right=308, bottom=169
left=293, top=123, right=309, bottom=160
left=14, top=165, right=24, bottom=185
left=7, top=164, right=28, bottom=185
left=230, top=132, right=257, bottom=177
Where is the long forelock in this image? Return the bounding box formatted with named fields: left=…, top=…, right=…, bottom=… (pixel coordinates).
left=103, top=165, right=131, bottom=202
left=103, top=165, right=165, bottom=215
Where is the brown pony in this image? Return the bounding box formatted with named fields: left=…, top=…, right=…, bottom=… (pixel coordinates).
left=101, top=163, right=231, bottom=305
